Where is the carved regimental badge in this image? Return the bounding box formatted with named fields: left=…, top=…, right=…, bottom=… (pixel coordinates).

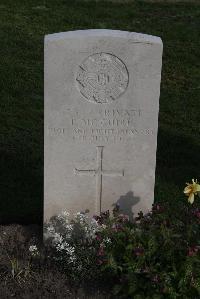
left=76, top=53, right=129, bottom=104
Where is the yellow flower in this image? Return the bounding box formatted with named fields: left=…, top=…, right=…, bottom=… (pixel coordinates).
left=184, top=179, right=200, bottom=204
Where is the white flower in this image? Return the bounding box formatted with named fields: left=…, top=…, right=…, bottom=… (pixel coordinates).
left=83, top=220, right=100, bottom=239
left=74, top=212, right=81, bottom=218
left=29, top=245, right=39, bottom=257
left=53, top=232, right=63, bottom=244
left=29, top=245, right=37, bottom=252
left=62, top=211, right=70, bottom=217
left=66, top=245, right=75, bottom=255
left=65, top=224, right=73, bottom=231
left=91, top=218, right=99, bottom=227
left=101, top=224, right=107, bottom=230
left=57, top=210, right=70, bottom=223
left=69, top=255, right=76, bottom=263
left=103, top=237, right=111, bottom=245
left=55, top=241, right=76, bottom=263
left=74, top=212, right=88, bottom=224
left=47, top=225, right=55, bottom=234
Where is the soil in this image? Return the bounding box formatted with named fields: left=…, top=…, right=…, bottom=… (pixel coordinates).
left=0, top=225, right=110, bottom=299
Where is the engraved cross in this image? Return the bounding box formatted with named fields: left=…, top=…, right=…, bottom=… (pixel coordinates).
left=75, top=146, right=124, bottom=213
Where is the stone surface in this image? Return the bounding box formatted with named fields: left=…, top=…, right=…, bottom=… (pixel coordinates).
left=44, top=29, right=163, bottom=221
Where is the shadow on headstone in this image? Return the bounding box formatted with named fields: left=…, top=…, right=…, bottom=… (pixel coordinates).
left=113, top=191, right=140, bottom=222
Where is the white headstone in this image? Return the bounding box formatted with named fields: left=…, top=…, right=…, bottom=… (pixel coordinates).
left=44, top=29, right=163, bottom=221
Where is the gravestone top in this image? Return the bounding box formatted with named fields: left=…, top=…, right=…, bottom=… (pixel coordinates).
left=45, top=29, right=162, bottom=44
left=44, top=29, right=163, bottom=221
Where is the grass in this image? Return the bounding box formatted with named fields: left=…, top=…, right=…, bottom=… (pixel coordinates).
left=0, top=0, right=200, bottom=224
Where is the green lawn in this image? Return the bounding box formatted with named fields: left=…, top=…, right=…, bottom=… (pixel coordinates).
left=0, top=0, right=199, bottom=224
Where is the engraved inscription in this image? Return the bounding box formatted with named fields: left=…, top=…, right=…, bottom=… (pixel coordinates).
left=47, top=108, right=154, bottom=143
left=76, top=53, right=129, bottom=104
left=75, top=146, right=124, bottom=212
left=72, top=128, right=154, bottom=143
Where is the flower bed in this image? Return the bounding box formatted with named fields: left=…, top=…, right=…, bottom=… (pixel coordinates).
left=0, top=180, right=200, bottom=298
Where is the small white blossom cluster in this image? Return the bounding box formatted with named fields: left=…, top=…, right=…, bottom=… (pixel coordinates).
left=44, top=211, right=73, bottom=241
left=73, top=212, right=102, bottom=240
left=44, top=210, right=109, bottom=267
left=44, top=211, right=112, bottom=277
left=55, top=239, right=76, bottom=264
left=85, top=217, right=101, bottom=239
left=44, top=211, right=76, bottom=264
left=57, top=211, right=70, bottom=224
left=74, top=212, right=87, bottom=225
left=29, top=245, right=39, bottom=257
left=103, top=237, right=112, bottom=245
